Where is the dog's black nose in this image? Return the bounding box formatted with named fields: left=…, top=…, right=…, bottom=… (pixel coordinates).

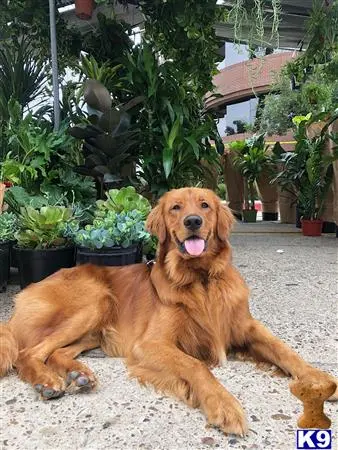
left=184, top=215, right=203, bottom=231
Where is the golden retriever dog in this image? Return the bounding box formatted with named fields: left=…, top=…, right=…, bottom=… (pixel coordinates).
left=0, top=187, right=337, bottom=436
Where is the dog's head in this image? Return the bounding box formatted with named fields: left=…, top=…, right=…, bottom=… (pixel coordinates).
left=146, top=187, right=234, bottom=260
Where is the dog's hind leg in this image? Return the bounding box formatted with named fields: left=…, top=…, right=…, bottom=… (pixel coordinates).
left=16, top=313, right=100, bottom=400
left=47, top=332, right=100, bottom=394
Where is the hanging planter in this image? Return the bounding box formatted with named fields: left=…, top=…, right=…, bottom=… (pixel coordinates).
left=301, top=219, right=323, bottom=237
left=75, top=0, right=94, bottom=20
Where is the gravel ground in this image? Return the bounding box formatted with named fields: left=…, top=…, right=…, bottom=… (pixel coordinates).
left=0, top=233, right=337, bottom=450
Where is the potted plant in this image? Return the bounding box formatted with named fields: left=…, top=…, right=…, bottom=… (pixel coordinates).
left=74, top=209, right=150, bottom=266
left=95, top=186, right=151, bottom=262
left=230, top=134, right=271, bottom=223
left=69, top=79, right=142, bottom=198
left=295, top=113, right=338, bottom=236
left=0, top=212, right=20, bottom=283
left=14, top=206, right=75, bottom=288
left=273, top=112, right=338, bottom=236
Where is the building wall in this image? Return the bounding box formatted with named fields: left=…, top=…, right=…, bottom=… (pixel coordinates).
left=208, top=44, right=296, bottom=147
left=222, top=132, right=295, bottom=152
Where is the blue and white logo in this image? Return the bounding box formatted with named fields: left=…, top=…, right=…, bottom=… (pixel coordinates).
left=296, top=429, right=332, bottom=449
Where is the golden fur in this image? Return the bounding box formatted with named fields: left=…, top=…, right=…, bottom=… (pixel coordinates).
left=0, top=188, right=336, bottom=436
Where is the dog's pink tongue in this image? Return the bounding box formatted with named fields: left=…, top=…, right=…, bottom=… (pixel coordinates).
left=184, top=238, right=205, bottom=256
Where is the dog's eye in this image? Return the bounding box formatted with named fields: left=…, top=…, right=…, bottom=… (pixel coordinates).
left=172, top=204, right=181, bottom=211
left=201, top=202, right=209, bottom=209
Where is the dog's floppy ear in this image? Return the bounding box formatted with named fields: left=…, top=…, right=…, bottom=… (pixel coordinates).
left=217, top=203, right=235, bottom=242
left=146, top=204, right=166, bottom=243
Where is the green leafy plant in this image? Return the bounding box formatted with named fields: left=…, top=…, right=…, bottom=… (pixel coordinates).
left=0, top=37, right=50, bottom=160
left=216, top=183, right=227, bottom=200
left=1, top=99, right=96, bottom=203
left=82, top=13, right=133, bottom=66
left=74, top=210, right=149, bottom=250
left=260, top=69, right=337, bottom=136
left=273, top=112, right=338, bottom=221
left=95, top=186, right=151, bottom=220
left=140, top=0, right=223, bottom=95
left=15, top=206, right=74, bottom=249
left=70, top=78, right=142, bottom=197
left=0, top=212, right=20, bottom=242
left=285, top=0, right=337, bottom=86
left=124, top=44, right=222, bottom=198
left=4, top=186, right=52, bottom=214
left=230, top=133, right=271, bottom=210
left=0, top=0, right=82, bottom=71
left=2, top=101, right=72, bottom=189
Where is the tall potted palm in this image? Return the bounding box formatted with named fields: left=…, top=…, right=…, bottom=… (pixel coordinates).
left=230, top=134, right=271, bottom=222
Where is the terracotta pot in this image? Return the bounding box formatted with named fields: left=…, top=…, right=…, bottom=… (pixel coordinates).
left=75, top=0, right=94, bottom=20
left=301, top=219, right=323, bottom=237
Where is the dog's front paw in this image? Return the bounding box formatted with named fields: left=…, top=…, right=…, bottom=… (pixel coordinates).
left=65, top=370, right=97, bottom=394
left=203, top=390, right=248, bottom=436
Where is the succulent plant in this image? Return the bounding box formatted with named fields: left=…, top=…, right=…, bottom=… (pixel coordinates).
left=15, top=206, right=73, bottom=249
left=0, top=212, right=19, bottom=242
left=73, top=210, right=149, bottom=250
left=95, top=186, right=151, bottom=220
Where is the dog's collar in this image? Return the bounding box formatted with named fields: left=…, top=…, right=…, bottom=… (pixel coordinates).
left=146, top=259, right=156, bottom=269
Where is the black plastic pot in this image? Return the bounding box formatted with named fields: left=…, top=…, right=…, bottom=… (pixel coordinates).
left=76, top=244, right=139, bottom=266
left=243, top=209, right=257, bottom=223
left=11, top=243, right=19, bottom=268
left=0, top=240, right=11, bottom=279
left=0, top=249, right=10, bottom=292
left=296, top=205, right=302, bottom=228
left=16, top=246, right=75, bottom=289
left=135, top=242, right=143, bottom=263
left=322, top=221, right=336, bottom=233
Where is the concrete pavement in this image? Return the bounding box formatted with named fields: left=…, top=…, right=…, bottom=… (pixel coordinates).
left=1, top=232, right=337, bottom=450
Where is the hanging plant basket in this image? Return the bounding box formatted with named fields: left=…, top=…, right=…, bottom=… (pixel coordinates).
left=75, top=0, right=94, bottom=20
left=301, top=219, right=323, bottom=237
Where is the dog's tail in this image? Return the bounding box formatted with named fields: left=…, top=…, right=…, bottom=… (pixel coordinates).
left=0, top=322, right=18, bottom=377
